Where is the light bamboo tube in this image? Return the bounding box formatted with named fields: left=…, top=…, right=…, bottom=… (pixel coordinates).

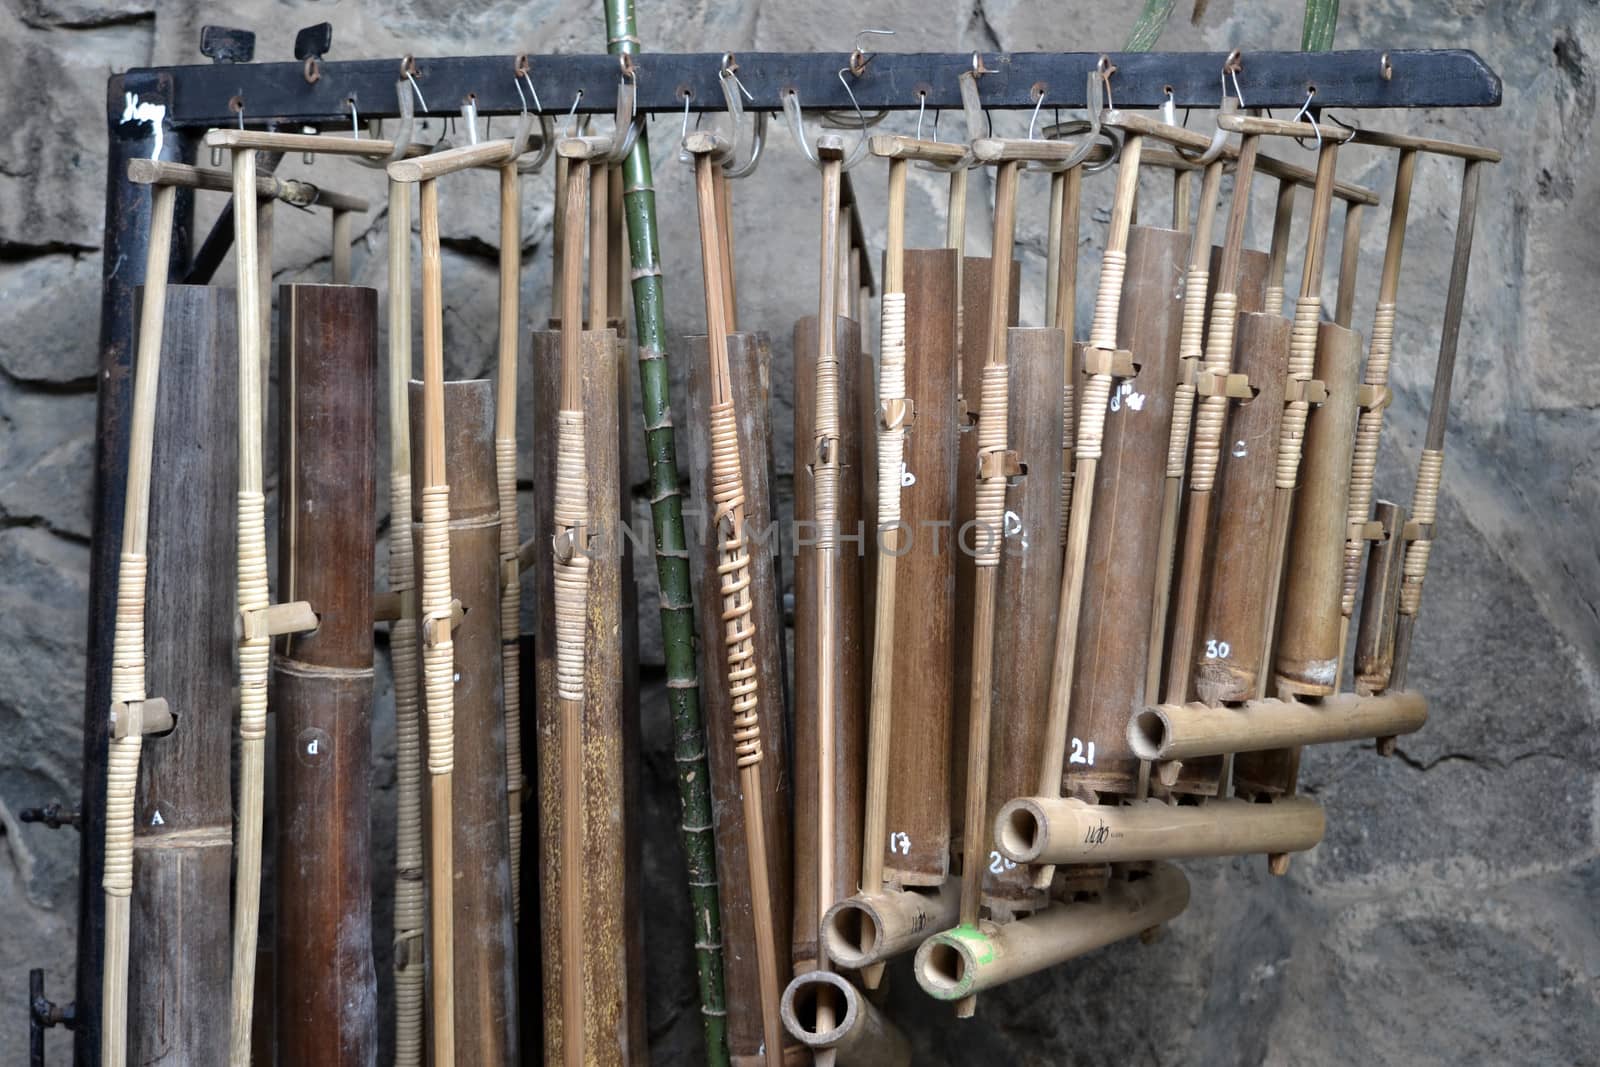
left=496, top=159, right=527, bottom=925
left=101, top=180, right=175, bottom=1067
left=688, top=139, right=784, bottom=1067
left=227, top=146, right=272, bottom=1067
left=589, top=161, right=608, bottom=329
left=332, top=208, right=353, bottom=284
left=1392, top=159, right=1487, bottom=686
left=416, top=176, right=458, bottom=1067
left=1127, top=689, right=1428, bottom=762
left=1054, top=165, right=1082, bottom=541
left=779, top=970, right=911, bottom=1066
left=1335, top=202, right=1365, bottom=329
left=1144, top=158, right=1225, bottom=708
left=1036, top=133, right=1146, bottom=801
left=1173, top=167, right=1192, bottom=231
left=914, top=864, right=1189, bottom=1002
left=997, top=795, right=1324, bottom=866
left=386, top=177, right=426, bottom=1067
left=553, top=155, right=592, bottom=1067
left=1163, top=132, right=1263, bottom=703
left=822, top=877, right=961, bottom=972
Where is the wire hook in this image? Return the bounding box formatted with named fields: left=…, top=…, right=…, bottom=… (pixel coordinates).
left=1292, top=86, right=1323, bottom=150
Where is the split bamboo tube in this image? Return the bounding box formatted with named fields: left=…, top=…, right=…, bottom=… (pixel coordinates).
left=408, top=380, right=519, bottom=1064
left=983, top=326, right=1063, bottom=919
left=1053, top=167, right=1083, bottom=538
left=1393, top=159, right=1488, bottom=687
left=687, top=136, right=784, bottom=1067
left=997, top=796, right=1324, bottom=866
left=1127, top=689, right=1428, bottom=762
left=1057, top=224, right=1186, bottom=801
left=913, top=864, right=1189, bottom=1002
left=274, top=284, right=379, bottom=1064
left=1354, top=501, right=1407, bottom=693
left=1035, top=133, right=1146, bottom=814
left=686, top=333, right=794, bottom=1065
left=385, top=176, right=427, bottom=1067
left=101, top=179, right=176, bottom=1067
left=126, top=285, right=236, bottom=1067
left=1341, top=150, right=1418, bottom=645
left=779, top=971, right=911, bottom=1067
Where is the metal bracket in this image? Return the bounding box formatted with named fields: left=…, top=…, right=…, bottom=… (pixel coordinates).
left=199, top=25, right=254, bottom=64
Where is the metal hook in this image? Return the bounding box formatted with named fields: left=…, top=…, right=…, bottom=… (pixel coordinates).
left=916, top=90, right=927, bottom=140
left=849, top=28, right=895, bottom=76
left=349, top=97, right=359, bottom=139
left=1028, top=86, right=1046, bottom=141
left=1292, top=86, right=1322, bottom=150
left=1162, top=86, right=1176, bottom=128
left=1380, top=51, right=1393, bottom=81
left=230, top=94, right=245, bottom=130
left=566, top=89, right=584, bottom=137
left=834, top=65, right=872, bottom=169
left=1096, top=55, right=1117, bottom=112
left=461, top=95, right=479, bottom=146
left=402, top=55, right=429, bottom=114
left=782, top=89, right=820, bottom=168
left=718, top=61, right=765, bottom=179
left=1182, top=55, right=1243, bottom=166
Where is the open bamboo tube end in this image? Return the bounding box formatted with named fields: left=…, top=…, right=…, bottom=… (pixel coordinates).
left=914, top=865, right=1191, bottom=1001
left=821, top=881, right=962, bottom=970
left=779, top=970, right=911, bottom=1066
left=999, top=796, right=1325, bottom=865
left=1127, top=691, right=1428, bottom=762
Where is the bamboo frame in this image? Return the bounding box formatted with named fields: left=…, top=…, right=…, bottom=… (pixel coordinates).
left=685, top=131, right=784, bottom=1067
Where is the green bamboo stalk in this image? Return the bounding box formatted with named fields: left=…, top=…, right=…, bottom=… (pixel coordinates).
left=1302, top=0, right=1340, bottom=50
left=1125, top=0, right=1178, bottom=51
left=603, top=2, right=730, bottom=1063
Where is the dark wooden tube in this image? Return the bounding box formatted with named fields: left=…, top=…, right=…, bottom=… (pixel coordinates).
left=273, top=284, right=379, bottom=1064
left=1209, top=245, right=1272, bottom=317
left=791, top=314, right=867, bottom=968
left=1189, top=311, right=1292, bottom=706
left=881, top=248, right=961, bottom=887
left=128, top=285, right=237, bottom=1067
left=951, top=257, right=1019, bottom=840
left=1354, top=500, right=1407, bottom=694
left=686, top=331, right=794, bottom=1061
left=981, top=326, right=1063, bottom=918
left=1271, top=321, right=1365, bottom=697
left=529, top=329, right=636, bottom=1062
left=408, top=377, right=518, bottom=1064
left=1066, top=225, right=1186, bottom=801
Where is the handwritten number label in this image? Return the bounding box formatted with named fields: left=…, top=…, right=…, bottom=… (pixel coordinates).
left=888, top=831, right=911, bottom=856
left=1068, top=737, right=1097, bottom=766
left=988, top=850, right=1018, bottom=874
left=900, top=461, right=916, bottom=488
left=1205, top=639, right=1231, bottom=660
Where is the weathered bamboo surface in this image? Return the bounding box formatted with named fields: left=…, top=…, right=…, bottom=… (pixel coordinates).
left=529, top=329, right=638, bottom=1063
left=274, top=284, right=379, bottom=1064
left=1065, top=225, right=1186, bottom=800
left=1129, top=690, right=1427, bottom=761
left=409, top=378, right=518, bottom=1065
left=791, top=313, right=867, bottom=968
left=951, top=256, right=1020, bottom=840
left=1208, top=246, right=1272, bottom=318
left=1355, top=500, right=1407, bottom=694
left=982, top=326, right=1063, bottom=917
left=127, top=285, right=236, bottom=1067
left=881, top=248, right=961, bottom=888
left=685, top=331, right=795, bottom=1061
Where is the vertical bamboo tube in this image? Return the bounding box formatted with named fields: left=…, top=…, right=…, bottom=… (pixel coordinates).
left=1055, top=166, right=1082, bottom=538
left=1262, top=178, right=1296, bottom=317
left=880, top=248, right=960, bottom=886
left=1061, top=225, right=1186, bottom=800
left=331, top=209, right=353, bottom=284
left=1354, top=500, right=1407, bottom=693
left=686, top=333, right=793, bottom=1066
left=385, top=177, right=426, bottom=1067
left=274, top=283, right=379, bottom=1064
left=790, top=313, right=867, bottom=969
left=127, top=284, right=236, bottom=1067
left=410, top=379, right=519, bottom=1064
left=1335, top=202, right=1366, bottom=329
left=982, top=326, right=1063, bottom=918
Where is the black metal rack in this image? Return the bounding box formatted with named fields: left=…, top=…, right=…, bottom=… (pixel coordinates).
left=64, top=43, right=1500, bottom=1066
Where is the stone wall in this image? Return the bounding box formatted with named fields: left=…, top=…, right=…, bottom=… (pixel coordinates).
left=2, top=0, right=1597, bottom=1060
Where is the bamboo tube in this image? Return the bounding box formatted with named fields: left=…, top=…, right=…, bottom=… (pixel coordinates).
left=998, top=795, right=1324, bottom=865
left=1336, top=202, right=1366, bottom=328
left=822, top=877, right=963, bottom=973
left=983, top=326, right=1063, bottom=919
left=1127, top=690, right=1428, bottom=761
left=1162, top=131, right=1264, bottom=707
left=1392, top=160, right=1487, bottom=687
left=1354, top=501, right=1407, bottom=694
left=1263, top=178, right=1296, bottom=317
left=779, top=971, right=911, bottom=1066
left=385, top=176, right=426, bottom=1066
left=590, top=161, right=609, bottom=329
left=686, top=333, right=793, bottom=1065
left=496, top=160, right=527, bottom=925
left=127, top=157, right=370, bottom=213
left=609, top=162, right=628, bottom=330
left=1342, top=151, right=1417, bottom=642
left=331, top=209, right=353, bottom=284
left=914, top=864, right=1189, bottom=1001
left=409, top=379, right=519, bottom=1064
left=878, top=249, right=960, bottom=889
left=687, top=139, right=784, bottom=1067
left=274, top=283, right=379, bottom=1064
left=1055, top=167, right=1082, bottom=539
left=101, top=179, right=176, bottom=1067
left=1053, top=225, right=1185, bottom=802
left=126, top=284, right=235, bottom=1067
left=790, top=311, right=867, bottom=968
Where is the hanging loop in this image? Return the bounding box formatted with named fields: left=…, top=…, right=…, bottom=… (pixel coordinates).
left=719, top=59, right=766, bottom=179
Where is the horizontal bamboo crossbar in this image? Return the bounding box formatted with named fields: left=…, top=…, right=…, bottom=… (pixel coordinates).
left=203, top=128, right=423, bottom=157
left=995, top=796, right=1325, bottom=865
left=1349, top=128, right=1502, bottom=162
left=1216, top=112, right=1357, bottom=142
left=868, top=134, right=970, bottom=165
left=388, top=139, right=521, bottom=182
left=1128, top=690, right=1428, bottom=762
left=126, top=159, right=369, bottom=212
